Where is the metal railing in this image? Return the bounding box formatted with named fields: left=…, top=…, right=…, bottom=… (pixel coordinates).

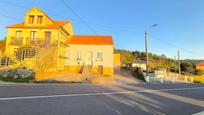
left=10, top=37, right=23, bottom=45
left=9, top=36, right=58, bottom=46
left=25, top=37, right=58, bottom=46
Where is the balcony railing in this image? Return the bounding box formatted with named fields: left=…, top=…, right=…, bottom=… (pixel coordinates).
left=10, top=37, right=58, bottom=46
left=25, top=37, right=57, bottom=46
left=10, top=37, right=23, bottom=45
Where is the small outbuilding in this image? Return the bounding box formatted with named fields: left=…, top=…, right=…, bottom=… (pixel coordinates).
left=154, top=68, right=167, bottom=78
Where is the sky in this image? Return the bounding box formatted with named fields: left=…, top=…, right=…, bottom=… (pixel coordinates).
left=0, top=0, right=203, bottom=59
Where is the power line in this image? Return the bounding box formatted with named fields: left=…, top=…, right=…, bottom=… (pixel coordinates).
left=61, top=0, right=97, bottom=34
left=85, top=21, right=143, bottom=34
left=0, top=0, right=201, bottom=57
left=0, top=13, right=22, bottom=21
left=0, top=0, right=143, bottom=34
left=148, top=34, right=202, bottom=56
left=0, top=1, right=29, bottom=9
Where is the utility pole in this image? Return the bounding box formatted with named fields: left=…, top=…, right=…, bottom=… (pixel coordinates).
left=145, top=31, right=149, bottom=76
left=178, top=50, right=181, bottom=77
left=144, top=24, right=158, bottom=77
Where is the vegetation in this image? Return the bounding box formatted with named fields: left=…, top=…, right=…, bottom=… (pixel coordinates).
left=180, top=62, right=194, bottom=74
left=115, top=49, right=203, bottom=75
left=115, top=49, right=177, bottom=72
left=0, top=76, right=34, bottom=83
left=131, top=68, right=145, bottom=81
left=0, top=37, right=6, bottom=44
left=194, top=69, right=203, bottom=76
left=121, top=66, right=145, bottom=81
left=0, top=67, right=35, bottom=83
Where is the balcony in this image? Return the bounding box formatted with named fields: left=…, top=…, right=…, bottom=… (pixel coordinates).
left=25, top=37, right=57, bottom=47
left=10, top=37, right=58, bottom=47
left=10, top=37, right=23, bottom=46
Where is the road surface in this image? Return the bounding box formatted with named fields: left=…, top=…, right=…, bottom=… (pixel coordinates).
left=0, top=83, right=204, bottom=115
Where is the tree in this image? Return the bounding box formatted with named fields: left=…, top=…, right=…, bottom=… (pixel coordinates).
left=194, top=69, right=203, bottom=76
left=115, top=49, right=133, bottom=63
left=161, top=54, right=166, bottom=58
left=0, top=37, right=6, bottom=44
left=180, top=62, right=194, bottom=73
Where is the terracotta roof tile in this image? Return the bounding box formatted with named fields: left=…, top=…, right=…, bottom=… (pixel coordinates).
left=0, top=43, right=5, bottom=49
left=66, top=35, right=113, bottom=45
left=7, top=20, right=69, bottom=29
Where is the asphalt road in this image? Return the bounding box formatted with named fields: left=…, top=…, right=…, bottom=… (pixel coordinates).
left=0, top=83, right=204, bottom=115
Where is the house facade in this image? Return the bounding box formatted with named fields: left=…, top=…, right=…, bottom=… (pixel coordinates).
left=2, top=7, right=114, bottom=78
left=126, top=60, right=146, bottom=70
left=65, top=36, right=113, bottom=76
left=196, top=61, right=204, bottom=72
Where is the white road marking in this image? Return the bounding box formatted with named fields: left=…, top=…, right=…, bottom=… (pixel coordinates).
left=0, top=86, right=204, bottom=101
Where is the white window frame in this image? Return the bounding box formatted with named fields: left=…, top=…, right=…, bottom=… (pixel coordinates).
left=96, top=52, right=103, bottom=61
left=76, top=52, right=82, bottom=61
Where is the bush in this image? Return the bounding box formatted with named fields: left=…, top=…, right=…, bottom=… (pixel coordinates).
left=131, top=67, right=145, bottom=81
left=194, top=69, right=203, bottom=76
left=121, top=66, right=129, bottom=71
left=0, top=67, right=35, bottom=83
left=0, top=76, right=34, bottom=83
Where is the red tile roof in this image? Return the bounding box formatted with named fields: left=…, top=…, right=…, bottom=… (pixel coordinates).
left=0, top=43, right=5, bottom=49
left=196, top=61, right=204, bottom=66
left=66, top=35, right=113, bottom=45
left=7, top=20, right=69, bottom=29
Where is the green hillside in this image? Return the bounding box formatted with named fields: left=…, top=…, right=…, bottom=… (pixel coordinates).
left=115, top=49, right=203, bottom=75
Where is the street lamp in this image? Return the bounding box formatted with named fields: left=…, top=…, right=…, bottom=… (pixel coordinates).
left=145, top=24, right=158, bottom=77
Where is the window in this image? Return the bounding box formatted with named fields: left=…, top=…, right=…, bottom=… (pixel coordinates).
left=97, top=52, right=103, bottom=61
left=29, top=15, right=34, bottom=24
left=45, top=32, right=51, bottom=44
left=37, top=15, right=43, bottom=24
left=30, top=31, right=37, bottom=41
left=45, top=32, right=51, bottom=39
left=76, top=52, right=81, bottom=61
left=15, top=31, right=22, bottom=39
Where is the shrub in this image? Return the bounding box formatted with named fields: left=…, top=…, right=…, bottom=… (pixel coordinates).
left=194, top=69, right=203, bottom=76
left=0, top=67, right=35, bottom=83
left=131, top=67, right=145, bottom=81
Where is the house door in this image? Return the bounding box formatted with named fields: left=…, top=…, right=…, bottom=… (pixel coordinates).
left=98, top=65, right=103, bottom=75
left=45, top=32, right=51, bottom=44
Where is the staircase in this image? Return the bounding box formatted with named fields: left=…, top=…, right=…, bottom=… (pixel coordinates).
left=11, top=47, right=36, bottom=68
left=6, top=44, right=58, bottom=72
left=34, top=46, right=57, bottom=72
left=0, top=57, right=11, bottom=66
left=15, top=47, right=36, bottom=61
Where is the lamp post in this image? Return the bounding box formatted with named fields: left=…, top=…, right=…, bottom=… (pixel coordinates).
left=145, top=24, right=158, bottom=77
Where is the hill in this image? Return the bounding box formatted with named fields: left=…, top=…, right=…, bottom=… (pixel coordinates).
left=115, top=49, right=203, bottom=75
left=182, top=59, right=203, bottom=65
left=115, top=49, right=177, bottom=72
